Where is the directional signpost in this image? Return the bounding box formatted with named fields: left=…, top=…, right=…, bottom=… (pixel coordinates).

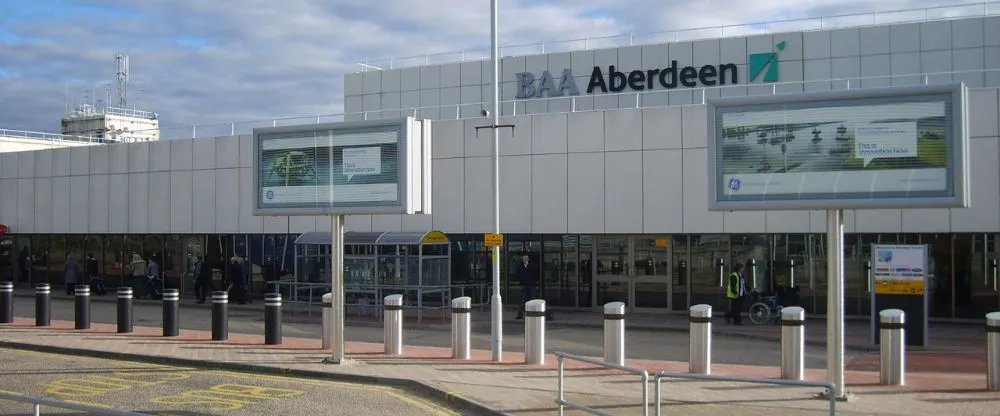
left=253, top=117, right=432, bottom=364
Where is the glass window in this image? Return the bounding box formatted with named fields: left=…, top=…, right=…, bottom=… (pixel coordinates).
left=164, top=235, right=186, bottom=292
left=103, top=235, right=125, bottom=287
left=689, top=235, right=729, bottom=311
left=578, top=235, right=593, bottom=308
left=672, top=235, right=690, bottom=311
left=49, top=236, right=67, bottom=288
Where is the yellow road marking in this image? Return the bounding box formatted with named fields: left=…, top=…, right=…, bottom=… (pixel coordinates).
left=2, top=347, right=460, bottom=416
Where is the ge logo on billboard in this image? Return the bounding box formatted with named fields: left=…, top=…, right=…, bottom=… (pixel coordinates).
left=728, top=178, right=741, bottom=192
left=266, top=190, right=275, bottom=200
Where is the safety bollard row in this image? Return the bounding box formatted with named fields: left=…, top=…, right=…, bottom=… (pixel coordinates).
left=988, top=312, right=1000, bottom=391
left=265, top=293, right=282, bottom=345
left=162, top=289, right=180, bottom=337
left=322, top=293, right=332, bottom=350
left=384, top=294, right=403, bottom=355
left=117, top=287, right=133, bottom=333
left=781, top=306, right=806, bottom=380
left=0, top=281, right=13, bottom=324
left=880, top=309, right=905, bottom=386
left=689, top=304, right=712, bottom=374
left=524, top=299, right=546, bottom=365
left=74, top=285, right=91, bottom=330
left=603, top=302, right=625, bottom=366
left=35, top=283, right=50, bottom=327
left=451, top=297, right=471, bottom=360
left=211, top=291, right=228, bottom=341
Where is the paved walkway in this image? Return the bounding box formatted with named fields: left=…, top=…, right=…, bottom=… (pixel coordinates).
left=1, top=318, right=998, bottom=415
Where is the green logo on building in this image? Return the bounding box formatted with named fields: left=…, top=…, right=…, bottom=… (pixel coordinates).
left=748, top=41, right=785, bottom=83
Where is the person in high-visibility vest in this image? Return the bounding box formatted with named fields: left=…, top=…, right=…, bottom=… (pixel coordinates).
left=725, top=263, right=748, bottom=325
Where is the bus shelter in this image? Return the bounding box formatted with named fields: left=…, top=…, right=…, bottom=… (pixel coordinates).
left=291, top=230, right=454, bottom=322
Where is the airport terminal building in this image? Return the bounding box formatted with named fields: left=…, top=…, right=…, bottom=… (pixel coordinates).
left=1, top=9, right=999, bottom=321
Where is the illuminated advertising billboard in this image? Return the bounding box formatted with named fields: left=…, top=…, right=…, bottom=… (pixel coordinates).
left=253, top=117, right=431, bottom=216
left=706, top=83, right=968, bottom=211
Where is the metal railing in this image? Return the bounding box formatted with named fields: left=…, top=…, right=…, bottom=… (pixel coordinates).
left=0, top=128, right=113, bottom=145
left=354, top=1, right=999, bottom=71
left=140, top=67, right=1000, bottom=141
left=0, top=390, right=151, bottom=415
left=555, top=352, right=650, bottom=416
left=653, top=371, right=837, bottom=416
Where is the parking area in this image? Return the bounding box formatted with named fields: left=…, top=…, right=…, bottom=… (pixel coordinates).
left=0, top=348, right=459, bottom=416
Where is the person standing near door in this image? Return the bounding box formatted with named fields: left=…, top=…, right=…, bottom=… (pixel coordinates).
left=515, top=254, right=538, bottom=320
left=725, top=263, right=747, bottom=325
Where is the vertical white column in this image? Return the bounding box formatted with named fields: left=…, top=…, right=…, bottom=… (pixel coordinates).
left=452, top=296, right=472, bottom=360
left=826, top=209, right=846, bottom=398
left=524, top=299, right=546, bottom=365
left=689, top=304, right=712, bottom=374
left=879, top=309, right=905, bottom=386
left=603, top=301, right=626, bottom=366
left=384, top=294, right=404, bottom=355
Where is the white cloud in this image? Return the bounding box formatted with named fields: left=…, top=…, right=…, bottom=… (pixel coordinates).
left=0, top=0, right=983, bottom=136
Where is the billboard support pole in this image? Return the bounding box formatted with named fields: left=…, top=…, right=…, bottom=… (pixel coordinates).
left=489, top=0, right=504, bottom=363
left=825, top=208, right=849, bottom=400
left=326, top=214, right=346, bottom=364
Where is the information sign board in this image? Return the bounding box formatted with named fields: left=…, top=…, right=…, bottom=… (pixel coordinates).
left=252, top=117, right=431, bottom=216
left=706, top=83, right=968, bottom=211
left=870, top=244, right=929, bottom=347
left=485, top=233, right=504, bottom=247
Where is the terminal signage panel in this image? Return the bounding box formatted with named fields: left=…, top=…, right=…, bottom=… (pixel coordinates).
left=706, top=83, right=969, bottom=211
left=253, top=117, right=430, bottom=216
left=870, top=244, right=929, bottom=347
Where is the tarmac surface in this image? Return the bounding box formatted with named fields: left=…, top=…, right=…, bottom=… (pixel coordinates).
left=3, top=290, right=1000, bottom=415
left=0, top=347, right=459, bottom=416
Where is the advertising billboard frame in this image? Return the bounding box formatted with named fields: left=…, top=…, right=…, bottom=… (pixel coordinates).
left=252, top=117, right=429, bottom=216
left=706, top=83, right=969, bottom=211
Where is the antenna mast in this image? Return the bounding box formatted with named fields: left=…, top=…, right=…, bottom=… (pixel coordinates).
left=115, top=52, right=129, bottom=108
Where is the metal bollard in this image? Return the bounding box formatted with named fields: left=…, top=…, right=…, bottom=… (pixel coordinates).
left=524, top=299, right=546, bottom=365
left=879, top=309, right=905, bottom=386
left=74, top=285, right=91, bottom=330
left=117, top=287, right=133, bottom=333
left=780, top=306, right=805, bottom=380
left=34, top=284, right=50, bottom=327
left=265, top=293, right=282, bottom=345
left=322, top=293, right=332, bottom=349
left=451, top=296, right=471, bottom=359
left=211, top=291, right=228, bottom=341
left=987, top=312, right=1000, bottom=391
left=384, top=294, right=403, bottom=355
left=689, top=304, right=712, bottom=374
left=162, top=289, right=179, bottom=337
left=0, top=281, right=13, bottom=324
left=603, top=301, right=626, bottom=366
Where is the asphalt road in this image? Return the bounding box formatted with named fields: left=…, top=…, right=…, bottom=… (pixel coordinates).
left=0, top=347, right=460, bottom=416
left=11, top=297, right=843, bottom=368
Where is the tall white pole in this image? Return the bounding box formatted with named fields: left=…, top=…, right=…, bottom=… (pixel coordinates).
left=330, top=214, right=345, bottom=363
left=826, top=209, right=845, bottom=398
left=490, top=0, right=504, bottom=363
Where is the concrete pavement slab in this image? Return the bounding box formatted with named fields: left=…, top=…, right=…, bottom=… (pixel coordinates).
left=2, top=318, right=998, bottom=415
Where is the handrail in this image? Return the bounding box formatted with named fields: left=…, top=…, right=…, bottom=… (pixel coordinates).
left=353, top=1, right=999, bottom=71
left=555, top=351, right=649, bottom=416
left=0, top=390, right=152, bottom=415
left=145, top=67, right=1000, bottom=141
left=653, top=371, right=836, bottom=416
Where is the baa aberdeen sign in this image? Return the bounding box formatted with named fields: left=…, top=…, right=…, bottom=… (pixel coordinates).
left=515, top=42, right=785, bottom=99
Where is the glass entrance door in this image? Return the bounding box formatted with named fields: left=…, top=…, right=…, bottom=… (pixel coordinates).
left=593, top=235, right=672, bottom=312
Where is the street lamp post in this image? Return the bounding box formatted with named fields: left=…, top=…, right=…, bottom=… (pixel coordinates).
left=489, top=0, right=503, bottom=363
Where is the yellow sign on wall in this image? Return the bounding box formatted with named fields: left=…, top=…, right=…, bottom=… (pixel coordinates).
left=485, top=233, right=503, bottom=247
left=875, top=279, right=925, bottom=296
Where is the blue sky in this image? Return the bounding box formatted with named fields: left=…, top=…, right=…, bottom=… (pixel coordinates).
left=0, top=0, right=979, bottom=135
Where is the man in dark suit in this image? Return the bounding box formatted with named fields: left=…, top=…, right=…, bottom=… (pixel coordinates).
left=514, top=254, right=537, bottom=320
